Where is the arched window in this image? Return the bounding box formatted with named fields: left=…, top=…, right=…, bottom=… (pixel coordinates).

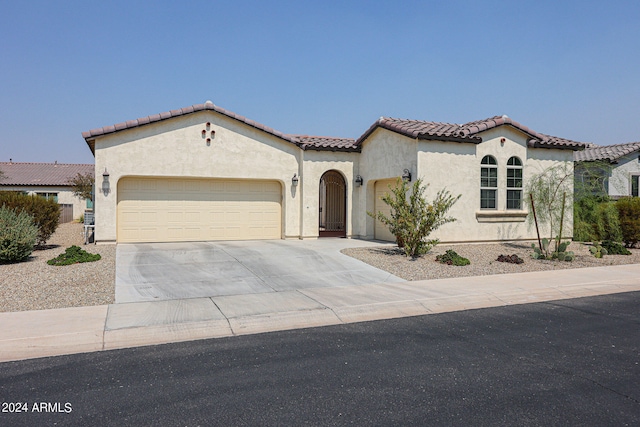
left=507, top=157, right=523, bottom=209
left=480, top=155, right=497, bottom=209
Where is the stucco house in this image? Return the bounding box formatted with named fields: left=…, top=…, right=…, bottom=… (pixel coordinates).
left=574, top=142, right=640, bottom=199
left=0, top=161, right=94, bottom=222
left=82, top=101, right=587, bottom=244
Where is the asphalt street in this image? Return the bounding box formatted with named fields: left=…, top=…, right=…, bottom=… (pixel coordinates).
left=1, top=292, right=639, bottom=426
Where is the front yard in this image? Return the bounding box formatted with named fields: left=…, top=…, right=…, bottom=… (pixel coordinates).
left=1, top=222, right=638, bottom=313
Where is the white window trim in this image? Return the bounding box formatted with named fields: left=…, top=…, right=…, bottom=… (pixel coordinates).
left=480, top=156, right=498, bottom=210
left=506, top=157, right=523, bottom=210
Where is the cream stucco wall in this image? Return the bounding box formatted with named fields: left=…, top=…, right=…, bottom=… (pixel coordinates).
left=300, top=150, right=360, bottom=238
left=356, top=128, right=417, bottom=239
left=92, top=111, right=577, bottom=244
left=360, top=126, right=575, bottom=243
left=419, top=127, right=574, bottom=242
left=93, top=111, right=302, bottom=242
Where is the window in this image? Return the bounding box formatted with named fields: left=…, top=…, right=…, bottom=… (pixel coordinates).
left=506, top=157, right=523, bottom=209
left=36, top=192, right=58, bottom=203
left=632, top=175, right=639, bottom=197
left=480, top=155, right=497, bottom=209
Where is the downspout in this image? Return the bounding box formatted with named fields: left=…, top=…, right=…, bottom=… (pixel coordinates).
left=298, top=146, right=305, bottom=239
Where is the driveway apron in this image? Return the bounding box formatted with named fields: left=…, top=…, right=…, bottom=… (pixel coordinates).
left=115, top=239, right=404, bottom=303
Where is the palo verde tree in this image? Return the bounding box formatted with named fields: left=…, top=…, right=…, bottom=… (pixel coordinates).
left=525, top=163, right=574, bottom=259
left=368, top=178, right=460, bottom=258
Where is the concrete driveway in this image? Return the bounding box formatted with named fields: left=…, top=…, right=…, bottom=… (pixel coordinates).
left=115, top=239, right=404, bottom=303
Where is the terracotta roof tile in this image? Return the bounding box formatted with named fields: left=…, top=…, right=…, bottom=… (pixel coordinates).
left=289, top=135, right=358, bottom=152
left=356, top=115, right=589, bottom=150
left=0, top=162, right=94, bottom=187
left=574, top=141, right=640, bottom=162
left=82, top=101, right=302, bottom=153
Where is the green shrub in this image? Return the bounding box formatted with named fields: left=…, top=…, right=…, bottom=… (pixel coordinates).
left=616, top=197, right=640, bottom=247
left=595, top=201, right=623, bottom=242
left=573, top=197, right=622, bottom=242
left=0, top=206, right=38, bottom=263
left=47, top=245, right=101, bottom=266
left=436, top=250, right=470, bottom=266
left=0, top=191, right=60, bottom=246
left=601, top=240, right=631, bottom=255
left=368, top=178, right=460, bottom=258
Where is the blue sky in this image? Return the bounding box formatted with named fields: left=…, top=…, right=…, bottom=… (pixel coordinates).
left=1, top=0, right=639, bottom=164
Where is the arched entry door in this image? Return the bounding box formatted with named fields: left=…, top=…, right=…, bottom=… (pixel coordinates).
left=319, top=170, right=346, bottom=237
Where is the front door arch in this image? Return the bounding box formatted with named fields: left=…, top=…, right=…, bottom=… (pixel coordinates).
left=319, top=170, right=346, bottom=237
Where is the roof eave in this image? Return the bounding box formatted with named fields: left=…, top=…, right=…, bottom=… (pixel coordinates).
left=527, top=140, right=585, bottom=151
left=82, top=102, right=301, bottom=149
left=302, top=145, right=361, bottom=153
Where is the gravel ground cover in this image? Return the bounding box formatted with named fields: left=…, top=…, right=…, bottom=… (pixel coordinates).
left=0, top=222, right=115, bottom=312
left=342, top=241, right=640, bottom=281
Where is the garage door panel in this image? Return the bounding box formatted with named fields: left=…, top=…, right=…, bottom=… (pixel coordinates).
left=118, top=178, right=282, bottom=243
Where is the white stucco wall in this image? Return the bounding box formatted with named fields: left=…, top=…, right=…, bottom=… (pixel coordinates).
left=0, top=185, right=88, bottom=221
left=92, top=111, right=302, bottom=242
left=361, top=126, right=575, bottom=243
left=356, top=128, right=417, bottom=239
left=300, top=150, right=360, bottom=238
left=91, top=111, right=578, bottom=245
left=609, top=151, right=640, bottom=197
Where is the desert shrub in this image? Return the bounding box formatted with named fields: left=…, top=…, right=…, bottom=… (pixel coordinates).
left=436, top=250, right=470, bottom=266
left=368, top=178, right=460, bottom=258
left=595, top=201, right=623, bottom=242
left=573, top=196, right=622, bottom=242
left=496, top=254, right=524, bottom=264
left=47, top=245, right=101, bottom=266
left=0, top=191, right=60, bottom=246
left=616, top=197, right=640, bottom=247
left=601, top=240, right=632, bottom=255
left=0, top=206, right=38, bottom=263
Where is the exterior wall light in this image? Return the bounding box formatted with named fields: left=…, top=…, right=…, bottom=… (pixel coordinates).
left=102, top=168, right=111, bottom=196
left=402, top=169, right=412, bottom=182
left=355, top=175, right=363, bottom=186
left=292, top=173, right=299, bottom=186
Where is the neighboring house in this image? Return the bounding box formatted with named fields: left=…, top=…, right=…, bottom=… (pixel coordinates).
left=0, top=161, right=94, bottom=222
left=82, top=101, right=587, bottom=244
left=574, top=142, right=640, bottom=199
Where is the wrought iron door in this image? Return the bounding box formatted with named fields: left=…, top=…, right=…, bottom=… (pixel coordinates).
left=319, top=171, right=346, bottom=237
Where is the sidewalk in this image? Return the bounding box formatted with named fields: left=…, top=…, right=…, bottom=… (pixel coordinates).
left=1, top=264, right=639, bottom=363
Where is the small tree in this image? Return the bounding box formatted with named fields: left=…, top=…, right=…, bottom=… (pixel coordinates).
left=368, top=178, right=460, bottom=257
left=68, top=172, right=94, bottom=202
left=525, top=164, right=573, bottom=259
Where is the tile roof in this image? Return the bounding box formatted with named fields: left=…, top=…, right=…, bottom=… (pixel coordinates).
left=356, top=115, right=589, bottom=150
left=574, top=141, right=640, bottom=162
left=83, top=101, right=589, bottom=154
left=83, top=101, right=301, bottom=153
left=288, top=135, right=358, bottom=152
left=0, top=162, right=94, bottom=187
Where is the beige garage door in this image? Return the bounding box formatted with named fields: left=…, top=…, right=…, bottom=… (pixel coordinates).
left=117, top=177, right=282, bottom=243
left=374, top=179, right=399, bottom=242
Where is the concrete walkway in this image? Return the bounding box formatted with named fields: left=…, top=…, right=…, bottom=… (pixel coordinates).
left=1, top=264, right=639, bottom=363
